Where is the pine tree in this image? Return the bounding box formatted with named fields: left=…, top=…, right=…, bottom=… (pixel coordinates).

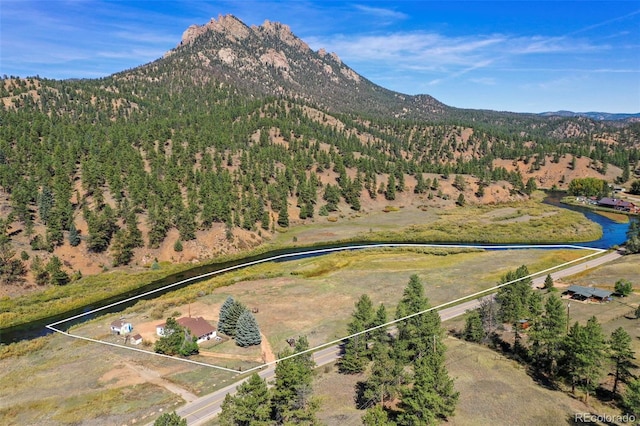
left=463, top=310, right=483, bottom=343
left=543, top=274, right=554, bottom=290
left=395, top=274, right=442, bottom=362
left=385, top=175, right=396, bottom=200
left=371, top=303, right=389, bottom=344
left=397, top=349, right=459, bottom=425
left=220, top=300, right=245, bottom=337
left=530, top=293, right=566, bottom=378
left=277, top=198, right=289, bottom=227
left=218, top=296, right=235, bottom=334
left=362, top=404, right=394, bottom=426
left=610, top=327, right=634, bottom=396
left=272, top=336, right=318, bottom=424
left=563, top=317, right=606, bottom=402
left=153, top=411, right=186, bottom=426
left=46, top=255, right=69, bottom=286
left=340, top=311, right=367, bottom=374
left=360, top=341, right=404, bottom=408
left=623, top=378, right=640, bottom=418
left=235, top=310, right=261, bottom=347
left=68, top=222, right=81, bottom=247
left=219, top=373, right=271, bottom=426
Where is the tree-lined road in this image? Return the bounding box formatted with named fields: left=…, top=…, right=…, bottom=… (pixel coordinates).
left=172, top=248, right=622, bottom=425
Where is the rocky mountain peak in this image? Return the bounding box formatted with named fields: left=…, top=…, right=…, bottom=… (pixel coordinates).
left=180, top=14, right=250, bottom=45
left=162, top=14, right=448, bottom=119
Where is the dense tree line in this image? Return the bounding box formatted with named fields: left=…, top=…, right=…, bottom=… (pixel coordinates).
left=1, top=74, right=638, bottom=274
left=463, top=266, right=638, bottom=412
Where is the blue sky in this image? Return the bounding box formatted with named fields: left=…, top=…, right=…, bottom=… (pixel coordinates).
left=1, top=1, right=639, bottom=113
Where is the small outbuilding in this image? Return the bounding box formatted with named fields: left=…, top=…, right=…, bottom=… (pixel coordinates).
left=564, top=285, right=612, bottom=303
left=110, top=319, right=133, bottom=335
left=130, top=334, right=143, bottom=345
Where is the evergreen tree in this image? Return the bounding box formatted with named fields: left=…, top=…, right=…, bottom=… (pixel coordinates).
left=610, top=327, right=634, bottom=396
left=623, top=378, right=640, bottom=418
left=543, top=274, right=554, bottom=290
left=46, top=255, right=69, bottom=286
left=397, top=349, right=459, bottom=425
left=68, top=222, right=81, bottom=247
left=154, top=317, right=199, bottom=357
left=277, top=199, right=289, bottom=228
left=360, top=341, right=404, bottom=408
left=371, top=303, right=389, bottom=344
left=272, top=336, right=318, bottom=425
left=235, top=310, right=261, bottom=347
left=219, top=373, right=271, bottom=426
left=530, top=293, right=567, bottom=378
left=340, top=332, right=367, bottom=374
left=361, top=404, right=394, bottom=426
left=154, top=411, right=186, bottom=426
left=218, top=296, right=235, bottom=333
left=463, top=310, right=484, bottom=343
left=563, top=317, right=606, bottom=402
left=385, top=175, right=396, bottom=200
left=220, top=301, right=246, bottom=337
left=395, top=274, right=442, bottom=362
left=614, top=279, right=633, bottom=297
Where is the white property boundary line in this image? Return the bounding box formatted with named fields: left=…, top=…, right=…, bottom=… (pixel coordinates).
left=46, top=243, right=606, bottom=373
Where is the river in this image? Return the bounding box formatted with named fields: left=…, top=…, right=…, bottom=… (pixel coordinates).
left=543, top=191, right=637, bottom=248
left=1, top=194, right=635, bottom=343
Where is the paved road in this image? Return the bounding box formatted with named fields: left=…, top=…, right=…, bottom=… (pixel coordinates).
left=172, top=249, right=623, bottom=425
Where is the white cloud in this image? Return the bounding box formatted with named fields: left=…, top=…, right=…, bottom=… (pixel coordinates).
left=353, top=4, right=408, bottom=20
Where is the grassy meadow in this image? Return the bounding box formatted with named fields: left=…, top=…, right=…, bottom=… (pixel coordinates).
left=0, top=196, right=602, bottom=332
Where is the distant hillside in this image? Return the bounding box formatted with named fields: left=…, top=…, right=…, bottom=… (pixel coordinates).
left=540, top=111, right=640, bottom=122
left=0, top=14, right=638, bottom=289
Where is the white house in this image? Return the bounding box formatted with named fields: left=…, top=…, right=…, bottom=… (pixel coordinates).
left=156, top=316, right=217, bottom=344
left=110, top=319, right=133, bottom=335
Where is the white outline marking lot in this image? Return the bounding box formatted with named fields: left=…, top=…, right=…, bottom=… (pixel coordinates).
left=46, top=243, right=605, bottom=373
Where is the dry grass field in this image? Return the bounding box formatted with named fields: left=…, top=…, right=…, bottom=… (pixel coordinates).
left=0, top=246, right=594, bottom=425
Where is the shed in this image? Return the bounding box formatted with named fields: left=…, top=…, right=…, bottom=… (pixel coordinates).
left=110, top=319, right=133, bottom=335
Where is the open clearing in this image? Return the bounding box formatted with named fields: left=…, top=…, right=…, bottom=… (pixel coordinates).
left=1, top=246, right=594, bottom=425
left=69, top=247, right=588, bottom=359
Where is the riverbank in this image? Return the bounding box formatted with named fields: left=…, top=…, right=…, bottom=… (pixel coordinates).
left=560, top=196, right=637, bottom=222
left=0, top=196, right=603, bottom=339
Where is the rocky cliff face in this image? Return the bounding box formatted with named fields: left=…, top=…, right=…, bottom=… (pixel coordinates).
left=160, top=14, right=448, bottom=119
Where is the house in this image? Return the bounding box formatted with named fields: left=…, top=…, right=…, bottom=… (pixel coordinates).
left=156, top=316, right=217, bottom=344
left=110, top=319, right=133, bottom=335
left=564, top=285, right=612, bottom=303
left=130, top=334, right=143, bottom=345
left=597, top=197, right=638, bottom=213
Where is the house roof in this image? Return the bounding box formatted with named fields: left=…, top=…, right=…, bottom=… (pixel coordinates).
left=111, top=319, right=130, bottom=328
left=566, top=285, right=612, bottom=299
left=158, top=317, right=216, bottom=338
left=598, top=198, right=636, bottom=208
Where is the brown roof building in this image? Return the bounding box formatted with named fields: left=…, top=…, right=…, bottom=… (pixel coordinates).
left=156, top=316, right=217, bottom=343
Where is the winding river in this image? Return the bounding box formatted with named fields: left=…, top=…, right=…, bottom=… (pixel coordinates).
left=1, top=195, right=636, bottom=343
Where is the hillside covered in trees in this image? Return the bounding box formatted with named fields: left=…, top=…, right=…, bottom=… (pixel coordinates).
left=1, top=15, right=639, bottom=290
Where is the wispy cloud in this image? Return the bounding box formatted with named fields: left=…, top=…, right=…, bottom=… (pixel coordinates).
left=353, top=4, right=408, bottom=20
left=309, top=31, right=601, bottom=74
